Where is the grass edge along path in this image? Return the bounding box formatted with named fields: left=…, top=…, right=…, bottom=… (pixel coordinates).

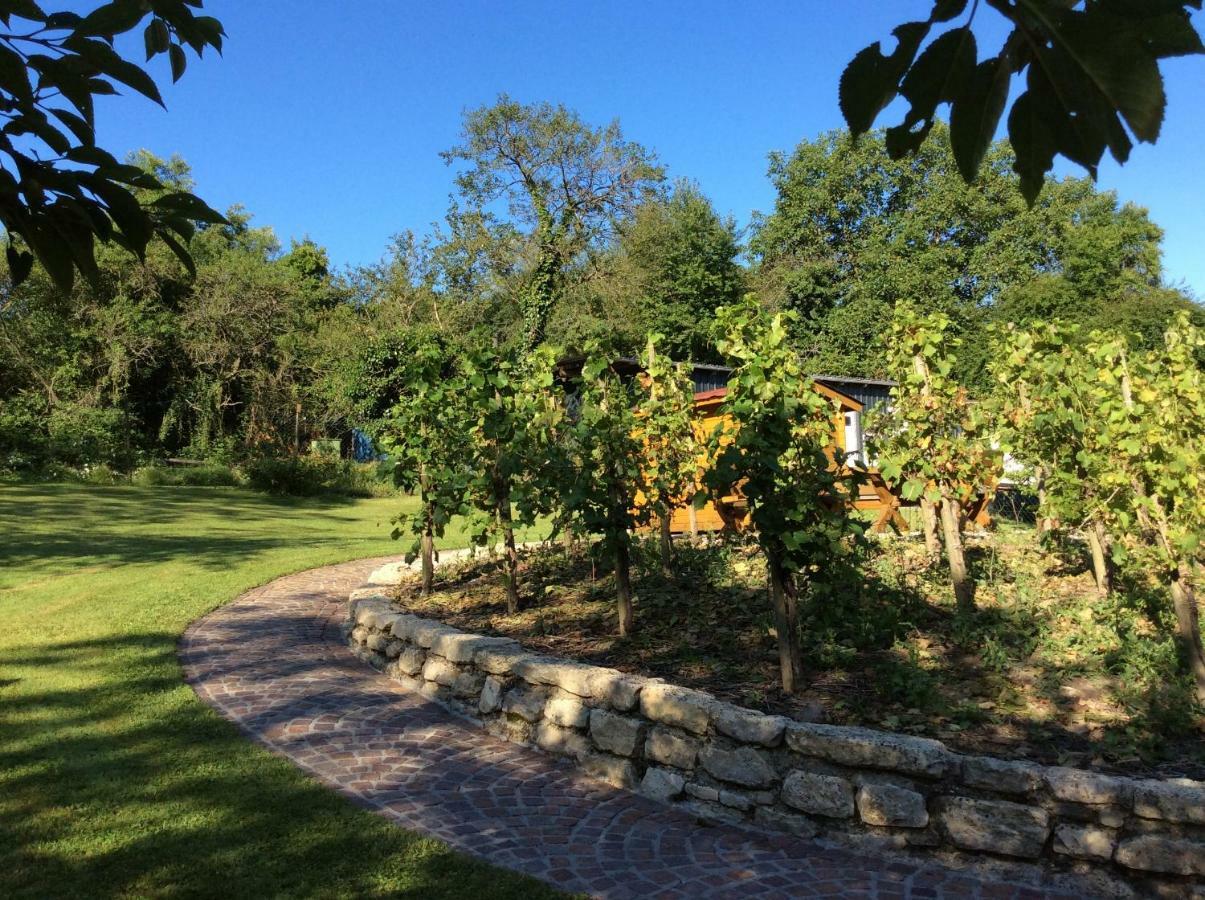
left=0, top=482, right=562, bottom=900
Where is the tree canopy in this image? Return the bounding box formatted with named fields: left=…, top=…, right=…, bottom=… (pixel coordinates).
left=749, top=124, right=1196, bottom=386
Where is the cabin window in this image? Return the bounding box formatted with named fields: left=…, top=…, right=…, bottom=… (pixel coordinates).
left=843, top=411, right=863, bottom=466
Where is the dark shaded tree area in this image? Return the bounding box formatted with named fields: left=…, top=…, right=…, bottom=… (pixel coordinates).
left=0, top=153, right=376, bottom=469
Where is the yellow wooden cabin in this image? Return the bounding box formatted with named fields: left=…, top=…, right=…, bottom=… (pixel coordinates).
left=650, top=364, right=993, bottom=536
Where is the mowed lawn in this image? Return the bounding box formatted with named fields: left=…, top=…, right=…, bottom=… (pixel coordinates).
left=0, top=482, right=560, bottom=899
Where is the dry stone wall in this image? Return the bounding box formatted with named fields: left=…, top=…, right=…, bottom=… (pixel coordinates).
left=345, top=563, right=1204, bottom=896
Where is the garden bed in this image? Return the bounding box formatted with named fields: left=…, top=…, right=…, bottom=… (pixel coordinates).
left=394, top=527, right=1205, bottom=782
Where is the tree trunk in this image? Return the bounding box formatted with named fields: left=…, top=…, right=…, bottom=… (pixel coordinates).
left=420, top=520, right=435, bottom=597
left=615, top=535, right=634, bottom=636
left=495, top=482, right=520, bottom=614
left=1035, top=466, right=1054, bottom=537
left=767, top=553, right=803, bottom=694
left=1169, top=564, right=1205, bottom=705
left=1085, top=520, right=1112, bottom=597
left=687, top=497, right=699, bottom=543
left=920, top=498, right=941, bottom=556
left=419, top=465, right=434, bottom=596
left=940, top=496, right=975, bottom=613
left=658, top=510, right=674, bottom=578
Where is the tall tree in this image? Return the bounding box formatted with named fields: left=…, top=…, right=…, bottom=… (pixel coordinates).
left=750, top=126, right=1168, bottom=383
left=619, top=181, right=744, bottom=363
left=441, top=95, right=664, bottom=350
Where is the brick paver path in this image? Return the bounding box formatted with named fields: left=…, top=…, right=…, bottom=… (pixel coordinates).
left=181, top=558, right=1085, bottom=899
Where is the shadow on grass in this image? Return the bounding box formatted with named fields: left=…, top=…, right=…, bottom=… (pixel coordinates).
left=0, top=483, right=398, bottom=574
left=0, top=626, right=560, bottom=900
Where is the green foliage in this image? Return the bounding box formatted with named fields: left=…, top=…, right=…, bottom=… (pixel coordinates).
left=129, top=462, right=239, bottom=487
left=707, top=297, right=865, bottom=689
left=709, top=298, right=862, bottom=574
left=989, top=321, right=1109, bottom=533
left=636, top=334, right=698, bottom=520
left=870, top=303, right=998, bottom=508
left=987, top=314, right=1205, bottom=700
left=619, top=182, right=744, bottom=362
left=749, top=126, right=1171, bottom=386
left=367, top=331, right=470, bottom=563
left=441, top=94, right=664, bottom=349
left=0, top=154, right=366, bottom=475
left=561, top=347, right=651, bottom=545
left=245, top=456, right=386, bottom=498
left=309, top=438, right=341, bottom=458
left=0, top=1, right=227, bottom=291
left=842, top=1, right=1204, bottom=199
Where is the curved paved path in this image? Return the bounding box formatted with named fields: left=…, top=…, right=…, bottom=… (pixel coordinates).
left=181, top=558, right=1085, bottom=900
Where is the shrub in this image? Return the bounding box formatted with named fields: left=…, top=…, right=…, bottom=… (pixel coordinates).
left=309, top=438, right=341, bottom=458
left=177, top=464, right=241, bottom=487
left=245, top=456, right=393, bottom=497
left=81, top=463, right=120, bottom=485
left=131, top=465, right=176, bottom=486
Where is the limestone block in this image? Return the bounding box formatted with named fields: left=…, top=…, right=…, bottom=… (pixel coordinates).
left=781, top=771, right=855, bottom=818
left=857, top=783, right=928, bottom=828
left=1132, top=777, right=1205, bottom=825
left=384, top=640, right=403, bottom=659
left=1043, top=767, right=1133, bottom=807
left=698, top=745, right=776, bottom=789
left=640, top=767, right=686, bottom=802
left=581, top=752, right=639, bottom=790
left=365, top=632, right=389, bottom=652
left=785, top=723, right=951, bottom=778
left=589, top=708, right=646, bottom=757
left=586, top=669, right=644, bottom=711
left=387, top=614, right=422, bottom=643
left=535, top=722, right=590, bottom=759
left=754, top=806, right=819, bottom=838
left=479, top=675, right=505, bottom=714
left=429, top=631, right=519, bottom=664
left=960, top=755, right=1043, bottom=796
left=544, top=693, right=590, bottom=729
left=936, top=797, right=1050, bottom=859
left=1115, top=834, right=1205, bottom=876
left=644, top=726, right=700, bottom=770
left=712, top=703, right=787, bottom=747
left=452, top=670, right=484, bottom=699
left=1052, top=824, right=1117, bottom=862
left=685, top=782, right=718, bottom=801
left=396, top=645, right=425, bottom=676
left=718, top=790, right=753, bottom=811
left=421, top=655, right=460, bottom=687
left=474, top=643, right=529, bottom=676
left=411, top=619, right=459, bottom=649
left=501, top=687, right=545, bottom=723
left=639, top=683, right=713, bottom=734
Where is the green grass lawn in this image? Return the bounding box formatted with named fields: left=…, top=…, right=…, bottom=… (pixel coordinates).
left=0, top=481, right=561, bottom=899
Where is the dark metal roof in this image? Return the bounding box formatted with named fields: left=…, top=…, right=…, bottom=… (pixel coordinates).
left=563, top=356, right=895, bottom=410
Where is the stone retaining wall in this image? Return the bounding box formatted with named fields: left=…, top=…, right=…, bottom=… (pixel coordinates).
left=344, top=563, right=1204, bottom=896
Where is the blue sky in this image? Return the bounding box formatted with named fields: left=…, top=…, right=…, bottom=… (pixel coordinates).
left=95, top=1, right=1205, bottom=295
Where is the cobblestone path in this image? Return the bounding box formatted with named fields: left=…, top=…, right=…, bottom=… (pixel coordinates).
left=180, top=558, right=1084, bottom=899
